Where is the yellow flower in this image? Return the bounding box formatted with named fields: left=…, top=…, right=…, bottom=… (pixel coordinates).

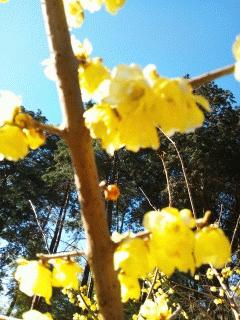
left=118, top=273, right=140, bottom=302
left=0, top=125, right=29, bottom=161
left=213, top=298, right=224, bottom=305
left=143, top=208, right=195, bottom=275
left=22, top=310, right=53, bottom=320
left=155, top=78, right=210, bottom=135
left=0, top=0, right=8, bottom=3
left=232, top=35, right=240, bottom=80
left=84, top=64, right=209, bottom=154
left=63, top=0, right=84, bottom=28
left=104, top=0, right=125, bottom=14
left=194, top=226, right=231, bottom=268
left=79, top=58, right=110, bottom=99
left=84, top=103, right=123, bottom=155
left=15, top=260, right=52, bottom=304
left=71, top=35, right=93, bottom=61
left=50, top=258, right=82, bottom=290
left=0, top=91, right=45, bottom=161
left=139, top=295, right=172, bottom=320
left=114, top=238, right=152, bottom=278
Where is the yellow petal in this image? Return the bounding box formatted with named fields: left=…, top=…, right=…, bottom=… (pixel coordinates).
left=15, top=260, right=52, bottom=304
left=0, top=125, right=29, bottom=161
left=194, top=226, right=231, bottom=268
left=50, top=258, right=82, bottom=290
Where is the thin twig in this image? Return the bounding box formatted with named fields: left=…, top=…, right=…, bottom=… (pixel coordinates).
left=231, top=212, right=240, bottom=249
left=159, top=128, right=197, bottom=219
left=32, top=120, right=66, bottom=137
left=145, top=268, right=159, bottom=300
left=189, top=64, right=235, bottom=89
left=37, top=250, right=85, bottom=262
left=29, top=200, right=50, bottom=253
left=0, top=316, right=21, bottom=320
left=169, top=306, right=182, bottom=320
left=138, top=187, right=157, bottom=211
left=211, top=265, right=239, bottom=320
left=157, top=151, right=172, bottom=207
left=77, top=290, right=98, bottom=320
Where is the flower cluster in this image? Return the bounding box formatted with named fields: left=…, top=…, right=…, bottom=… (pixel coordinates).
left=0, top=91, right=45, bottom=161
left=63, top=286, right=99, bottom=319
left=232, top=34, right=240, bottom=81
left=84, top=64, right=210, bottom=154
left=114, top=207, right=231, bottom=302
left=15, top=258, right=82, bottom=319
left=63, top=0, right=125, bottom=28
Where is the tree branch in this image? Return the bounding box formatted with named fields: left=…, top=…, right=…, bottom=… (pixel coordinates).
left=32, top=120, right=66, bottom=137
left=0, top=316, right=21, bottom=320
left=37, top=250, right=85, bottom=261
left=40, top=1, right=123, bottom=319
left=189, top=64, right=235, bottom=89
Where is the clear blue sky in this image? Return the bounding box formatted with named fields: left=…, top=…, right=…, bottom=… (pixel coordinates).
left=0, top=0, right=239, bottom=124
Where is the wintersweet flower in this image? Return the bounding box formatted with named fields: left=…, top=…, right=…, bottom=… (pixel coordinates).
left=155, top=77, right=210, bottom=135
left=114, top=238, right=151, bottom=278
left=50, top=258, right=82, bottom=290
left=78, top=58, right=110, bottom=99
left=63, top=0, right=84, bottom=28
left=71, top=35, right=93, bottom=61
left=232, top=35, right=240, bottom=81
left=139, top=295, right=172, bottom=320
left=0, top=91, right=45, bottom=161
left=194, top=225, right=231, bottom=268
left=15, top=260, right=52, bottom=304
left=118, top=273, right=141, bottom=302
left=144, top=208, right=195, bottom=275
left=104, top=0, right=126, bottom=14
left=22, top=310, right=53, bottom=320
left=0, top=125, right=29, bottom=161
left=84, top=103, right=123, bottom=155
left=84, top=64, right=209, bottom=154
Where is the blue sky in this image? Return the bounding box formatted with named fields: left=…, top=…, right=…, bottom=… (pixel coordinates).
left=0, top=0, right=239, bottom=124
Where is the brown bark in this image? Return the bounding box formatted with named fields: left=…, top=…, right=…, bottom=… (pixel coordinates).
left=40, top=1, right=123, bottom=319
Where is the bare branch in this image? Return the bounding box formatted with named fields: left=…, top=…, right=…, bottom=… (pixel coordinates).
left=189, top=64, right=235, bottom=89
left=159, top=128, right=197, bottom=219
left=29, top=200, right=50, bottom=253
left=37, top=250, right=85, bottom=262
left=32, top=120, right=66, bottom=137
left=0, top=316, right=21, bottom=320
left=40, top=1, right=123, bottom=318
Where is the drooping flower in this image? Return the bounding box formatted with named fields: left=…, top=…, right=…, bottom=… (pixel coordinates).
left=15, top=260, right=52, bottom=304
left=118, top=273, right=141, bottom=302
left=139, top=295, right=172, bottom=320
left=194, top=225, right=231, bottom=268
left=50, top=258, right=82, bottom=290
left=78, top=58, right=110, bottom=99
left=63, top=0, right=84, bottom=28
left=114, top=238, right=151, bottom=279
left=143, top=208, right=195, bottom=275
left=84, top=64, right=209, bottom=154
left=0, top=91, right=45, bottom=161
